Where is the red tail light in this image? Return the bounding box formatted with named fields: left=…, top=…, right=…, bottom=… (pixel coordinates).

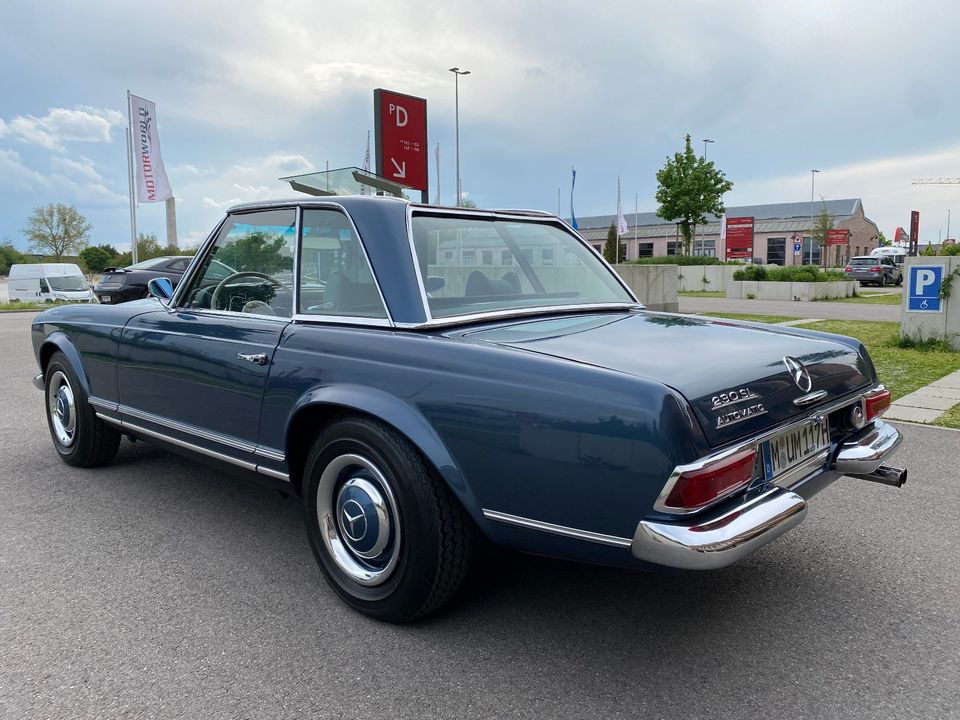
left=661, top=448, right=757, bottom=512
left=865, top=387, right=891, bottom=421
left=844, top=265, right=852, bottom=272
left=870, top=265, right=882, bottom=272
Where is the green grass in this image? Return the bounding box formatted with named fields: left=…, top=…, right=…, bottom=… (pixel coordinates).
left=818, top=291, right=903, bottom=305
left=935, top=403, right=960, bottom=429
left=803, top=320, right=960, bottom=401
left=0, top=301, right=49, bottom=312
left=679, top=290, right=726, bottom=298
left=694, top=312, right=802, bottom=324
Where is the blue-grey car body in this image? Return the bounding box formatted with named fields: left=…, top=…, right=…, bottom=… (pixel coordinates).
left=31, top=196, right=904, bottom=573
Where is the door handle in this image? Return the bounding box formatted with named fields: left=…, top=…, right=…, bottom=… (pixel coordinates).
left=237, top=352, right=269, bottom=366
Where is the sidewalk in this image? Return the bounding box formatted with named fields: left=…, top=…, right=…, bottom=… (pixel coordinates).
left=885, top=370, right=960, bottom=423
left=679, top=295, right=901, bottom=322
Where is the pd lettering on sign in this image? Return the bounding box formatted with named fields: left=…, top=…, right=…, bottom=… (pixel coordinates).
left=389, top=104, right=408, bottom=127
left=907, top=264, right=944, bottom=313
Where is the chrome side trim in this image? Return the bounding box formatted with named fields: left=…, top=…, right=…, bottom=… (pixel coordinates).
left=117, top=404, right=258, bottom=454
left=394, top=303, right=643, bottom=330
left=256, top=466, right=290, bottom=482
left=290, top=314, right=393, bottom=328
left=482, top=509, right=633, bottom=549
left=633, top=487, right=808, bottom=570
left=88, top=396, right=119, bottom=412
left=253, top=446, right=285, bottom=462
left=99, top=413, right=289, bottom=482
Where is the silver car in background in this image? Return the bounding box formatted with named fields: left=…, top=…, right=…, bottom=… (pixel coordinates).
left=844, top=255, right=903, bottom=287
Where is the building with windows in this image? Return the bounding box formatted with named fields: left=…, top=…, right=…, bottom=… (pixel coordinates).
left=574, top=198, right=880, bottom=266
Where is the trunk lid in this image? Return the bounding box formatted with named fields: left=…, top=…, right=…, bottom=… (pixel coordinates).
left=459, top=311, right=872, bottom=446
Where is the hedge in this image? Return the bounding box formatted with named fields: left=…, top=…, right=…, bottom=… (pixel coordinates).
left=732, top=265, right=848, bottom=282
left=628, top=256, right=724, bottom=266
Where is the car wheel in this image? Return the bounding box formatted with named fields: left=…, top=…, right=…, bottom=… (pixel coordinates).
left=879, top=274, right=887, bottom=287
left=302, top=414, right=475, bottom=622
left=44, top=351, right=121, bottom=467
left=896, top=274, right=903, bottom=286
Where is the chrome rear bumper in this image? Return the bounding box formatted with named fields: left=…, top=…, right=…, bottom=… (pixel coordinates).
left=631, top=420, right=903, bottom=571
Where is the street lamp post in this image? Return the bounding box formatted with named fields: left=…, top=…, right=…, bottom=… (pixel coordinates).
left=702, top=138, right=714, bottom=159
left=808, top=169, right=820, bottom=266
left=449, top=67, right=470, bottom=206
left=700, top=139, right=715, bottom=256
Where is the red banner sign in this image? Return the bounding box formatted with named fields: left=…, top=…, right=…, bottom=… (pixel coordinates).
left=374, top=89, right=428, bottom=193
left=724, top=217, right=754, bottom=260
left=826, top=229, right=849, bottom=246
left=910, top=210, right=920, bottom=255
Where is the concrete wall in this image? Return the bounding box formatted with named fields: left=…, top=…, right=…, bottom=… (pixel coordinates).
left=612, top=264, right=678, bottom=312
left=726, top=280, right=857, bottom=301
left=900, top=257, right=960, bottom=350
left=677, top=265, right=760, bottom=292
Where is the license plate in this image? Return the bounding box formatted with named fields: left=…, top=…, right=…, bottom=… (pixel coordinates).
left=99, top=295, right=111, bottom=303
left=762, top=416, right=830, bottom=483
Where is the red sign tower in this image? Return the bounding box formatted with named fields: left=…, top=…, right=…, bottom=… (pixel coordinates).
left=374, top=89, right=428, bottom=201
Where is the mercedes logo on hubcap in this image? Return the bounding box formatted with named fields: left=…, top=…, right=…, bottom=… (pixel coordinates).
left=783, top=356, right=812, bottom=392
left=340, top=499, right=368, bottom=542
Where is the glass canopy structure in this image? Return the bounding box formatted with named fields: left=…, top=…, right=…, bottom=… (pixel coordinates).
left=280, top=166, right=408, bottom=198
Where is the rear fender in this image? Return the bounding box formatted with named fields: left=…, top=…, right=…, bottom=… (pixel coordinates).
left=286, top=384, right=483, bottom=524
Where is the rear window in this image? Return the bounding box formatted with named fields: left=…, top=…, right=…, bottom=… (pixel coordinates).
left=850, top=257, right=877, bottom=266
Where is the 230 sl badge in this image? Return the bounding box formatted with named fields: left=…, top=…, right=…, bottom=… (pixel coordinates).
left=711, top=387, right=760, bottom=409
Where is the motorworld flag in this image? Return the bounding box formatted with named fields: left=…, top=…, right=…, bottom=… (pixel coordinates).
left=129, top=94, right=172, bottom=203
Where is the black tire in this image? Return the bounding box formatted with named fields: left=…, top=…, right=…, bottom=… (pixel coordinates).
left=44, top=351, right=121, bottom=467
left=896, top=274, right=903, bottom=287
left=302, top=415, right=475, bottom=623
left=879, top=274, right=887, bottom=287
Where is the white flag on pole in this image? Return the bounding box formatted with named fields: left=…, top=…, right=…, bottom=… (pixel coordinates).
left=129, top=94, right=173, bottom=203
left=616, top=176, right=628, bottom=236
left=363, top=130, right=371, bottom=172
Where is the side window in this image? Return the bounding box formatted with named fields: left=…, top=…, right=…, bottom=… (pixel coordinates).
left=298, top=209, right=388, bottom=319
left=182, top=208, right=296, bottom=317
left=167, top=258, right=188, bottom=272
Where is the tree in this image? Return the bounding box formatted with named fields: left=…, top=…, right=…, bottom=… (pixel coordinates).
left=136, top=233, right=164, bottom=261
left=22, top=204, right=91, bottom=260
left=217, top=231, right=293, bottom=274
left=0, top=240, right=26, bottom=275
left=460, top=198, right=477, bottom=208
left=655, top=134, right=733, bottom=255
left=877, top=231, right=890, bottom=247
left=811, top=203, right=835, bottom=267
left=79, top=245, right=114, bottom=273
left=603, top=222, right=625, bottom=264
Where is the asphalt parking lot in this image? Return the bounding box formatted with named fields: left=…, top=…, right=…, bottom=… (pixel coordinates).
left=1, top=311, right=958, bottom=719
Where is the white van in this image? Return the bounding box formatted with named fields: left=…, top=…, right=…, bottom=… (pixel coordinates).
left=870, top=246, right=907, bottom=266
left=7, top=263, right=95, bottom=304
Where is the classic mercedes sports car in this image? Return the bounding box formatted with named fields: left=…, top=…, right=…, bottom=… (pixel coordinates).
left=31, top=196, right=905, bottom=622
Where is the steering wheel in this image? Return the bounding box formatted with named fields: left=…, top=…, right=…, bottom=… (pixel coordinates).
left=209, top=271, right=283, bottom=312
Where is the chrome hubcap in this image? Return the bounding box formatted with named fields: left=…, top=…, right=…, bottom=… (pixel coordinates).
left=317, top=453, right=400, bottom=586
left=47, top=371, right=77, bottom=447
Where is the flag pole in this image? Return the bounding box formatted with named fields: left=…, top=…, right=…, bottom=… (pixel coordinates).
left=126, top=90, right=138, bottom=264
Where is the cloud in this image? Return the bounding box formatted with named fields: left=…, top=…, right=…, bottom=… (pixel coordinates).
left=50, top=156, right=103, bottom=182
left=1, top=106, right=124, bottom=150
left=0, top=148, right=50, bottom=191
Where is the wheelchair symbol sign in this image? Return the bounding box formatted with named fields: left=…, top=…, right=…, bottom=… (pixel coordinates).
left=907, top=265, right=944, bottom=313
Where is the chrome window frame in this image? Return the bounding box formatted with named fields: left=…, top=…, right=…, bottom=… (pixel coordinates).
left=402, top=204, right=642, bottom=329
left=295, top=203, right=394, bottom=326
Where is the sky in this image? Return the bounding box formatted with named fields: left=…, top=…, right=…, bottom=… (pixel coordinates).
left=2, top=0, right=960, bottom=253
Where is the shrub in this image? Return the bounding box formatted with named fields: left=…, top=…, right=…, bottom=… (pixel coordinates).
left=941, top=243, right=960, bottom=256
left=733, top=265, right=768, bottom=281
left=630, top=255, right=722, bottom=266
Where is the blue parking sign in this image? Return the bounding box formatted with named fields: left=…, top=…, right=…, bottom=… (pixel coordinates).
left=907, top=265, right=944, bottom=312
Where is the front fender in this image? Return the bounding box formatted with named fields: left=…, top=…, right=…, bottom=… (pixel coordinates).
left=286, top=384, right=483, bottom=524
left=36, top=331, right=92, bottom=396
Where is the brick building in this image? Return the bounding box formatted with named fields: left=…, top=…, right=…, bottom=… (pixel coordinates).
left=575, top=198, right=880, bottom=266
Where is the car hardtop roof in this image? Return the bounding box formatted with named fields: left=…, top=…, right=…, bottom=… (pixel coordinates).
left=226, top=195, right=557, bottom=219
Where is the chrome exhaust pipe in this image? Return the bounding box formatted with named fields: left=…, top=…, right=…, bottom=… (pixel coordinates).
left=849, top=464, right=907, bottom=488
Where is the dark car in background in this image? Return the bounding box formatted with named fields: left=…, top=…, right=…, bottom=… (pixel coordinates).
left=844, top=255, right=903, bottom=287
left=94, top=256, right=195, bottom=304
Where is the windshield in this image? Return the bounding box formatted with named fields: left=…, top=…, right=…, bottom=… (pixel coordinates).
left=47, top=275, right=87, bottom=291
left=411, top=214, right=634, bottom=319
left=126, top=257, right=172, bottom=270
